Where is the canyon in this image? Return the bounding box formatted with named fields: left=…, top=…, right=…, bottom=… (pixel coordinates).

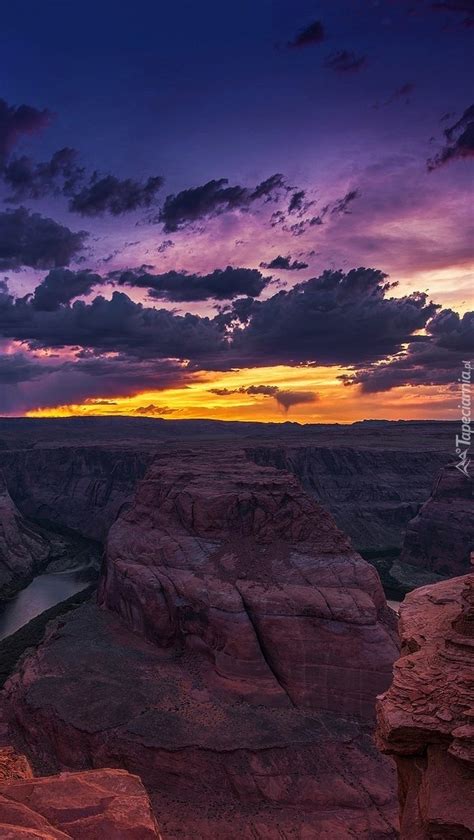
left=0, top=418, right=470, bottom=838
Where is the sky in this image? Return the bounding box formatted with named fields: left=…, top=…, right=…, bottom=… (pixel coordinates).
left=0, top=0, right=472, bottom=422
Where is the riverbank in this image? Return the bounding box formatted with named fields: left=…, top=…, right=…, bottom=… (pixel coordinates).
left=0, top=585, right=97, bottom=688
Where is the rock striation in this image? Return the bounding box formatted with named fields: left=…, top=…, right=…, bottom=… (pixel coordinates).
left=3, top=450, right=400, bottom=838
left=0, top=447, right=152, bottom=542
left=0, top=471, right=50, bottom=599
left=376, top=574, right=474, bottom=839
left=399, top=464, right=473, bottom=577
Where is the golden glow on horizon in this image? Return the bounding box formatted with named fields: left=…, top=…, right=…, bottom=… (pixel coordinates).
left=25, top=364, right=459, bottom=423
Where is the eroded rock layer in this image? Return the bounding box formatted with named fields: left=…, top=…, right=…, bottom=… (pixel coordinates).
left=376, top=574, right=474, bottom=839
left=399, top=464, right=473, bottom=577
left=3, top=451, right=400, bottom=838
left=0, top=471, right=50, bottom=599
left=0, top=764, right=161, bottom=838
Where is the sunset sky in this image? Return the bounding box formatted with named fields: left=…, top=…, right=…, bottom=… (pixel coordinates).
left=0, top=0, right=472, bottom=422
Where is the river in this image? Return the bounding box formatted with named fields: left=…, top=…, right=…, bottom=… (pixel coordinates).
left=0, top=564, right=98, bottom=641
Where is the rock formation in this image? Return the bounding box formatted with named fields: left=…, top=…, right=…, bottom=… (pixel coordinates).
left=399, top=464, right=473, bottom=577
left=0, top=471, right=50, bottom=599
left=0, top=447, right=152, bottom=542
left=2, top=450, right=400, bottom=838
left=0, top=760, right=161, bottom=838
left=248, top=445, right=450, bottom=552
left=376, top=574, right=474, bottom=839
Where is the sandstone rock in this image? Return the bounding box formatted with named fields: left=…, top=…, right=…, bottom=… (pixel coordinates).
left=399, top=464, right=473, bottom=577
left=0, top=768, right=161, bottom=838
left=376, top=574, right=474, bottom=839
left=0, top=747, right=32, bottom=782
left=0, top=471, right=50, bottom=600
left=100, top=450, right=398, bottom=717
left=3, top=451, right=400, bottom=837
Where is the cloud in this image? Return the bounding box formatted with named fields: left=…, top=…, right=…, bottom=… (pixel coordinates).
left=69, top=174, right=164, bottom=216
left=115, top=265, right=270, bottom=301
left=132, top=403, right=177, bottom=416
left=2, top=147, right=84, bottom=201
left=288, top=20, right=325, bottom=48
left=229, top=268, right=439, bottom=367
left=0, top=351, right=59, bottom=384
left=428, top=104, right=474, bottom=169
left=0, top=139, right=163, bottom=218
left=0, top=268, right=457, bottom=409
left=157, top=174, right=285, bottom=232
left=259, top=255, right=308, bottom=271
left=375, top=83, right=415, bottom=109
left=330, top=189, right=360, bottom=215
left=0, top=283, right=227, bottom=362
left=210, top=383, right=318, bottom=412
left=0, top=207, right=88, bottom=270
left=0, top=98, right=51, bottom=163
left=323, top=50, right=367, bottom=73
left=288, top=190, right=306, bottom=214
left=31, top=268, right=101, bottom=311
left=343, top=308, right=473, bottom=392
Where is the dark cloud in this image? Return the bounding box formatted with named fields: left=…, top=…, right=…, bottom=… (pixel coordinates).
left=229, top=268, right=439, bottom=367
left=0, top=268, right=457, bottom=405
left=157, top=239, right=174, bottom=253
left=31, top=268, right=101, bottom=311
left=428, top=104, right=474, bottom=169
left=376, top=83, right=415, bottom=109
left=114, top=265, right=270, bottom=301
left=158, top=174, right=285, bottom=232
left=343, top=308, right=473, bottom=392
left=69, top=174, right=163, bottom=216
left=288, top=190, right=306, bottom=214
left=0, top=284, right=226, bottom=362
left=210, top=383, right=317, bottom=412
left=323, top=50, right=367, bottom=73
left=0, top=137, right=163, bottom=218
left=259, top=255, right=308, bottom=271
left=330, top=189, right=360, bottom=215
left=0, top=207, right=88, bottom=270
left=132, top=404, right=177, bottom=416
left=0, top=98, right=51, bottom=163
left=0, top=351, right=59, bottom=384
left=2, top=147, right=84, bottom=201
left=288, top=21, right=325, bottom=48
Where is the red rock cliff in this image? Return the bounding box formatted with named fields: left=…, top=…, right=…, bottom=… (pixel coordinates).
left=376, top=573, right=474, bottom=839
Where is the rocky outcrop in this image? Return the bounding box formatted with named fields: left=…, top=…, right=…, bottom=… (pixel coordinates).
left=0, top=471, right=50, bottom=600
left=3, top=451, right=400, bottom=838
left=100, top=450, right=398, bottom=718
left=399, top=464, right=473, bottom=577
left=0, top=765, right=161, bottom=838
left=376, top=574, right=474, bottom=839
left=0, top=448, right=153, bottom=542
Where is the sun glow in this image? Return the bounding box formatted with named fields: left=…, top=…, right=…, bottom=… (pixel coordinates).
left=25, top=364, right=459, bottom=423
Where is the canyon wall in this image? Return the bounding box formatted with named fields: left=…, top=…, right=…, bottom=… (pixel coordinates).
left=0, top=447, right=153, bottom=542
left=0, top=471, right=50, bottom=599
left=376, top=574, right=474, bottom=839
left=247, top=446, right=450, bottom=551
left=0, top=442, right=449, bottom=553
left=2, top=450, right=400, bottom=838
left=399, top=464, right=473, bottom=577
